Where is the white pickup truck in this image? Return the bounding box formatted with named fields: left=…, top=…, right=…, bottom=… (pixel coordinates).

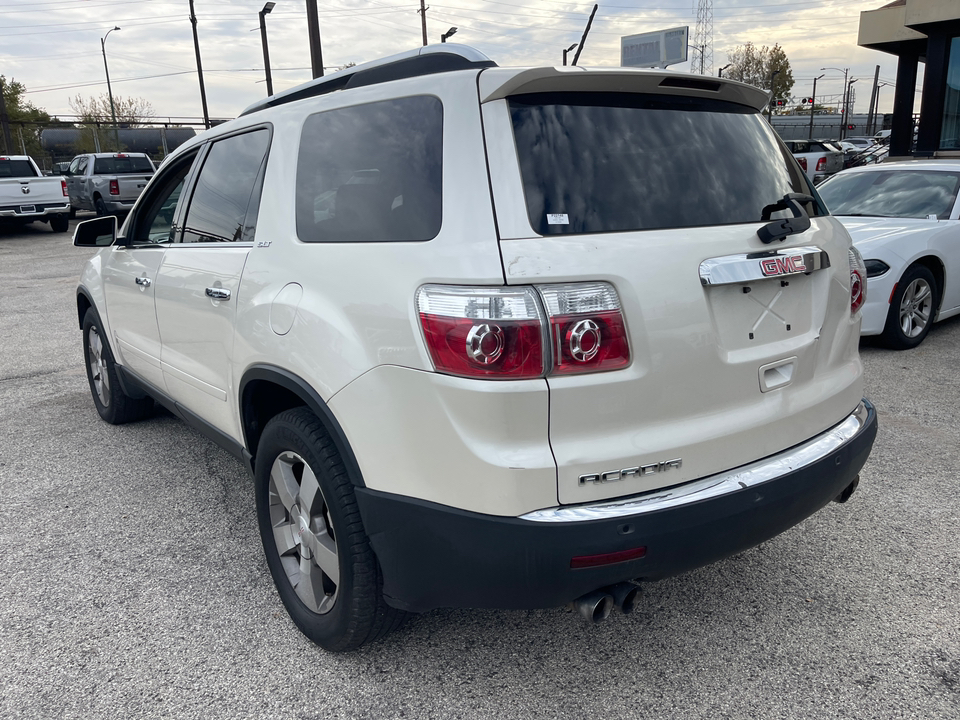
left=0, top=155, right=71, bottom=232
left=65, top=152, right=156, bottom=217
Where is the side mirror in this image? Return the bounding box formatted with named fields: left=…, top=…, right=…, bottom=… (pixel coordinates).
left=73, top=216, right=117, bottom=247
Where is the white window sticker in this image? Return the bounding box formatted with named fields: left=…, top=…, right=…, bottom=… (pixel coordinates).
left=547, top=213, right=569, bottom=225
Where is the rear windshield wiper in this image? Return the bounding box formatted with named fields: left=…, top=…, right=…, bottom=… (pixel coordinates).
left=757, top=193, right=815, bottom=244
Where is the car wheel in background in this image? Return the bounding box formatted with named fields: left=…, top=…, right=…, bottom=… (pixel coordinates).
left=69, top=207, right=77, bottom=219
left=254, top=408, right=405, bottom=651
left=50, top=216, right=69, bottom=233
left=880, top=264, right=938, bottom=350
left=94, top=197, right=109, bottom=217
left=82, top=309, right=154, bottom=424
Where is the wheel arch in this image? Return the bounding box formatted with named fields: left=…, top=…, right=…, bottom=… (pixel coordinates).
left=239, top=365, right=365, bottom=487
left=77, top=287, right=94, bottom=330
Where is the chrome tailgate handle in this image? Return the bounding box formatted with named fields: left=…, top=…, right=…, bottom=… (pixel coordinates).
left=205, top=287, right=231, bottom=300
left=699, top=246, right=831, bottom=286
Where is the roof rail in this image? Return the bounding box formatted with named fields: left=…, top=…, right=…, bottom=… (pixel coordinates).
left=240, top=44, right=496, bottom=117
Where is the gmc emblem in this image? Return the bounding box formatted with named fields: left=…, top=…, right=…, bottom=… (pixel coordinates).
left=760, top=255, right=806, bottom=277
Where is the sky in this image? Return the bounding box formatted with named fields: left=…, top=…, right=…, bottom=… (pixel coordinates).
left=0, top=0, right=910, bottom=124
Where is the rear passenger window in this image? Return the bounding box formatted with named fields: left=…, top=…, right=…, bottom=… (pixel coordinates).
left=296, top=96, right=442, bottom=243
left=182, top=128, right=270, bottom=243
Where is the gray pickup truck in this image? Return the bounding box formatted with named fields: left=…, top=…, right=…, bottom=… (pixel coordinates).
left=65, top=153, right=155, bottom=217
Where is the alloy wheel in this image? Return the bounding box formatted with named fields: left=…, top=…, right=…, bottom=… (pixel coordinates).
left=899, top=277, right=933, bottom=339
left=268, top=451, right=339, bottom=614
left=87, top=326, right=111, bottom=407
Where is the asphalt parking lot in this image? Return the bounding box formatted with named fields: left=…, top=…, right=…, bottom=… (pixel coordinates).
left=1, top=219, right=958, bottom=720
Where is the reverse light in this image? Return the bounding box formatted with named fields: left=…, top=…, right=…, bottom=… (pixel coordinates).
left=416, top=285, right=545, bottom=379
left=538, top=283, right=630, bottom=375
left=849, top=247, right=867, bottom=315
left=816, top=157, right=827, bottom=172
left=109, top=179, right=120, bottom=195
left=61, top=179, right=68, bottom=197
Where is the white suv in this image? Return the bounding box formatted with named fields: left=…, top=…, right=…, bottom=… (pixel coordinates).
left=74, top=45, right=877, bottom=651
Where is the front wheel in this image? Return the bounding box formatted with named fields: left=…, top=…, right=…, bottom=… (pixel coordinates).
left=880, top=264, right=938, bottom=350
left=82, top=309, right=154, bottom=424
left=254, top=408, right=405, bottom=651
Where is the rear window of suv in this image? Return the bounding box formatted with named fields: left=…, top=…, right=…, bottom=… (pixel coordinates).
left=93, top=156, right=154, bottom=174
left=296, top=95, right=442, bottom=243
left=509, top=92, right=815, bottom=236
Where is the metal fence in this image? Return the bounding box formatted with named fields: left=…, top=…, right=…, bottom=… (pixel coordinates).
left=770, top=112, right=898, bottom=142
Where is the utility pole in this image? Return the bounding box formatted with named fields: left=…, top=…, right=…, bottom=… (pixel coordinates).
left=188, top=0, right=211, bottom=129
left=842, top=78, right=857, bottom=140
left=810, top=74, right=823, bottom=139
left=570, top=4, right=597, bottom=66
left=0, top=77, right=14, bottom=155
left=305, top=0, right=324, bottom=78
left=418, top=0, right=428, bottom=47
left=866, top=64, right=880, bottom=135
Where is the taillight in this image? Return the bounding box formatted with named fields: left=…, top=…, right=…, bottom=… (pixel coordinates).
left=816, top=157, right=827, bottom=172
left=61, top=179, right=68, bottom=197
left=538, top=283, right=630, bottom=375
left=416, top=283, right=630, bottom=379
left=797, top=157, right=807, bottom=171
left=849, top=247, right=867, bottom=315
left=109, top=179, right=120, bottom=195
left=416, top=286, right=545, bottom=379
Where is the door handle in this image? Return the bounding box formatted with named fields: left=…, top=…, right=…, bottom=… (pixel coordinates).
left=205, top=287, right=231, bottom=300
left=135, top=276, right=152, bottom=287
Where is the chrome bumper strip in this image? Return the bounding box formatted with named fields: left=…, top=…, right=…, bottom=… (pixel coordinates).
left=521, top=401, right=871, bottom=523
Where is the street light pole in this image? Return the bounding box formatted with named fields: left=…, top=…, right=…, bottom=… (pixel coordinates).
left=766, top=69, right=781, bottom=122
left=259, top=2, right=275, bottom=97
left=718, top=63, right=731, bottom=78
left=563, top=43, right=577, bottom=66
left=810, top=74, right=824, bottom=140
left=821, top=67, right=848, bottom=141
left=101, top=26, right=121, bottom=151
left=440, top=26, right=457, bottom=43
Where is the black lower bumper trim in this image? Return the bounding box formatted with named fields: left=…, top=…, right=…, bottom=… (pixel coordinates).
left=356, top=401, right=877, bottom=613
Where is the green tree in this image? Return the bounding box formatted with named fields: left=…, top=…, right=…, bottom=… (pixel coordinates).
left=0, top=75, right=54, bottom=159
left=69, top=93, right=154, bottom=152
left=725, top=43, right=795, bottom=110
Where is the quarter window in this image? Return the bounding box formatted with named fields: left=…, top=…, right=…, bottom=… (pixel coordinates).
left=296, top=96, right=443, bottom=243
left=181, top=129, right=270, bottom=243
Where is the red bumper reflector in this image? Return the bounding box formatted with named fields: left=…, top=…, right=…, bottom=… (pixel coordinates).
left=570, top=546, right=647, bottom=569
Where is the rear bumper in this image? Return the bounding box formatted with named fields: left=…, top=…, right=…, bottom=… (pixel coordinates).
left=356, top=399, right=877, bottom=612
left=0, top=203, right=70, bottom=219
left=103, top=199, right=136, bottom=213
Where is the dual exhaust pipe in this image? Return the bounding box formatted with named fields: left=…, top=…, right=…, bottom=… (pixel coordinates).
left=574, top=582, right=639, bottom=623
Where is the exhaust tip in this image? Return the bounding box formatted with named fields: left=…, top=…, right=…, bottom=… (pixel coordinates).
left=834, top=475, right=860, bottom=504
left=608, top=582, right=640, bottom=614
left=575, top=591, right=614, bottom=623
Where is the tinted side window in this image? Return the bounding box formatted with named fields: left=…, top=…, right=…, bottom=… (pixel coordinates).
left=181, top=128, right=270, bottom=243
left=296, top=96, right=443, bottom=243
left=130, top=152, right=197, bottom=245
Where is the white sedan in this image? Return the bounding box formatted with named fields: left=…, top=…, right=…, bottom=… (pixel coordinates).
left=817, top=159, right=960, bottom=349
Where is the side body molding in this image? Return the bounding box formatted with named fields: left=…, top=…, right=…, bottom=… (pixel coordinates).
left=238, top=365, right=366, bottom=488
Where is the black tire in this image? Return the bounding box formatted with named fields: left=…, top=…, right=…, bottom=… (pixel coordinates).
left=50, top=215, right=69, bottom=233
left=69, top=206, right=77, bottom=220
left=255, top=408, right=406, bottom=651
left=880, top=264, right=938, bottom=350
left=82, top=309, right=154, bottom=424
left=94, top=196, right=109, bottom=217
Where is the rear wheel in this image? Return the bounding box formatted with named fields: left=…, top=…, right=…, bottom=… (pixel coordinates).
left=94, top=196, right=109, bottom=217
left=50, top=216, right=69, bottom=233
left=880, top=264, right=938, bottom=350
left=254, top=408, right=405, bottom=651
left=82, top=309, right=154, bottom=424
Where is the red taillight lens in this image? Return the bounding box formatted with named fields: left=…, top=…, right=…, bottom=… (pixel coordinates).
left=816, top=157, right=827, bottom=172
left=538, top=283, right=630, bottom=375
left=109, top=179, right=120, bottom=195
left=417, top=286, right=545, bottom=379
left=797, top=157, right=807, bottom=171
left=61, top=179, right=68, bottom=197
left=849, top=247, right=867, bottom=315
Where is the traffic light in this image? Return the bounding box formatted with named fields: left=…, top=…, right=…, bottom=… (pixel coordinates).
left=776, top=99, right=784, bottom=106
left=847, top=124, right=855, bottom=130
